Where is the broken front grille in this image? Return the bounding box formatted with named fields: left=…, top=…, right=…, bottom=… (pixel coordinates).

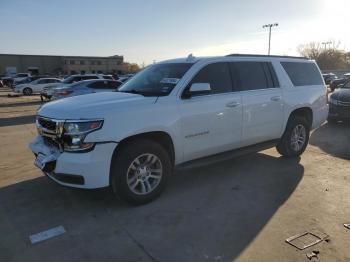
left=38, top=117, right=57, bottom=131
left=43, top=136, right=60, bottom=150
left=36, top=117, right=64, bottom=136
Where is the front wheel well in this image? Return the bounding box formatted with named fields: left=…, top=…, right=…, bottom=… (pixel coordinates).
left=112, top=131, right=175, bottom=166
left=288, top=107, right=313, bottom=127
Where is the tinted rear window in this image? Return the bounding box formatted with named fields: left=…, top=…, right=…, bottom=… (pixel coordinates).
left=281, top=62, right=323, bottom=86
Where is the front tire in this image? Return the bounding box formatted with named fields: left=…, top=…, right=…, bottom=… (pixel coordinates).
left=23, top=87, right=33, bottom=96
left=110, top=139, right=171, bottom=205
left=276, top=116, right=310, bottom=158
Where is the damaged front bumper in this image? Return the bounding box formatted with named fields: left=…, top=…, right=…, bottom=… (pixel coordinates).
left=29, top=136, right=117, bottom=189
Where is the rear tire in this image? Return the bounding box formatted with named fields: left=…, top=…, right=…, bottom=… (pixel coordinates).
left=276, top=116, right=310, bottom=158
left=110, top=139, right=171, bottom=205
left=23, top=87, right=33, bottom=96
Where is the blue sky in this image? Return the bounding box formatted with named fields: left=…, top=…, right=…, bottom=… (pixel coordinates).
left=0, top=0, right=348, bottom=64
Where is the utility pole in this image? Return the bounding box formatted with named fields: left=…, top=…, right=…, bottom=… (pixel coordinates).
left=322, top=41, right=332, bottom=49
left=262, top=23, right=279, bottom=55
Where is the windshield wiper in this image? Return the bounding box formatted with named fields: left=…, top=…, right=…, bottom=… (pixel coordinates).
left=119, top=89, right=145, bottom=96
left=119, top=89, right=167, bottom=97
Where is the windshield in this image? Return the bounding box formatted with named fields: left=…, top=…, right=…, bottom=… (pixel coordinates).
left=118, top=63, right=193, bottom=96
left=30, top=79, right=39, bottom=84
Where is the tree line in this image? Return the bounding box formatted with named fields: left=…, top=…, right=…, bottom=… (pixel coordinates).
left=298, top=42, right=350, bottom=70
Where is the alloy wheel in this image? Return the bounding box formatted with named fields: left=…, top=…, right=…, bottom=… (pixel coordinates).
left=290, top=124, right=306, bottom=152
left=126, top=153, right=163, bottom=195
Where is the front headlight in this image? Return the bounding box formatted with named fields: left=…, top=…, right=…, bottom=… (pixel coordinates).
left=62, top=120, right=103, bottom=152
left=329, top=97, right=338, bottom=105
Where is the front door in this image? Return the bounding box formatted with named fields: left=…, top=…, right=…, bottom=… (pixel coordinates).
left=178, top=62, right=242, bottom=162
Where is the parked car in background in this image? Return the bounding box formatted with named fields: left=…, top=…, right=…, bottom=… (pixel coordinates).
left=13, top=73, right=31, bottom=83
left=323, top=73, right=338, bottom=85
left=14, top=78, right=62, bottom=95
left=30, top=54, right=328, bottom=205
left=52, top=79, right=122, bottom=100
left=13, top=75, right=49, bottom=87
left=344, top=73, right=350, bottom=79
left=1, top=73, right=32, bottom=87
left=118, top=74, right=134, bottom=83
left=330, top=78, right=348, bottom=91
left=101, top=74, right=114, bottom=80
left=328, top=79, right=350, bottom=123
left=41, top=74, right=113, bottom=100
left=1, top=76, right=14, bottom=87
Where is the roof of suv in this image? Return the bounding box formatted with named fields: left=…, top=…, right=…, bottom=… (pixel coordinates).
left=160, top=54, right=309, bottom=64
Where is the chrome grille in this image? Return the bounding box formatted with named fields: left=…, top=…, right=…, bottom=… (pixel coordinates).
left=36, top=117, right=65, bottom=151
left=36, top=117, right=64, bottom=138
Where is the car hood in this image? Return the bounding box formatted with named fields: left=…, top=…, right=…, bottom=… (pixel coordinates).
left=331, top=88, right=350, bottom=102
left=38, top=92, right=157, bottom=119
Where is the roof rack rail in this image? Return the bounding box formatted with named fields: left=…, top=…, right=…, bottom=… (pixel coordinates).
left=226, top=54, right=308, bottom=60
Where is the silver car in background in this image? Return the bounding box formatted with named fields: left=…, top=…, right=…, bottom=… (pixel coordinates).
left=52, top=79, right=122, bottom=100
left=41, top=74, right=114, bottom=100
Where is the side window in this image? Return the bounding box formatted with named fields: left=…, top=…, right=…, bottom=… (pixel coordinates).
left=38, top=79, right=47, bottom=84
left=103, top=75, right=113, bottom=80
left=281, top=62, right=324, bottom=86
left=187, top=62, right=233, bottom=95
left=83, top=76, right=99, bottom=80
left=73, top=77, right=82, bottom=82
left=232, top=62, right=270, bottom=91
left=88, top=81, right=108, bottom=89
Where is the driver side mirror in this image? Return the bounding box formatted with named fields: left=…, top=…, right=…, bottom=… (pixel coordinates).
left=183, top=83, right=211, bottom=99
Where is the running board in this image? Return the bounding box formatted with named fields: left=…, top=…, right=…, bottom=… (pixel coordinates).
left=175, top=139, right=279, bottom=170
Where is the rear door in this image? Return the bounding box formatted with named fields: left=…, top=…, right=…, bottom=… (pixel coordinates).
left=231, top=61, right=284, bottom=146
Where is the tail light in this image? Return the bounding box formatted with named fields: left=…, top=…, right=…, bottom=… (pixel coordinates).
left=55, top=90, right=73, bottom=96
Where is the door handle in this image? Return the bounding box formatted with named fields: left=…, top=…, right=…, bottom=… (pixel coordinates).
left=270, top=96, right=281, bottom=101
left=226, top=101, right=240, bottom=108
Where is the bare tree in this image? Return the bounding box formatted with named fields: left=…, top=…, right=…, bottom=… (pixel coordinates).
left=297, top=42, right=322, bottom=60
left=298, top=41, right=350, bottom=70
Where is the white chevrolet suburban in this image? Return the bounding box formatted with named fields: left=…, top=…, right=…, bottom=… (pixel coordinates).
left=29, top=54, right=328, bottom=204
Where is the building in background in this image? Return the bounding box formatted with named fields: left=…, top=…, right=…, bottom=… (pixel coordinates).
left=0, top=54, right=125, bottom=76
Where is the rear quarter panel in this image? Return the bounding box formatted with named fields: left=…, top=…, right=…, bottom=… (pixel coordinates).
left=274, top=60, right=328, bottom=133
